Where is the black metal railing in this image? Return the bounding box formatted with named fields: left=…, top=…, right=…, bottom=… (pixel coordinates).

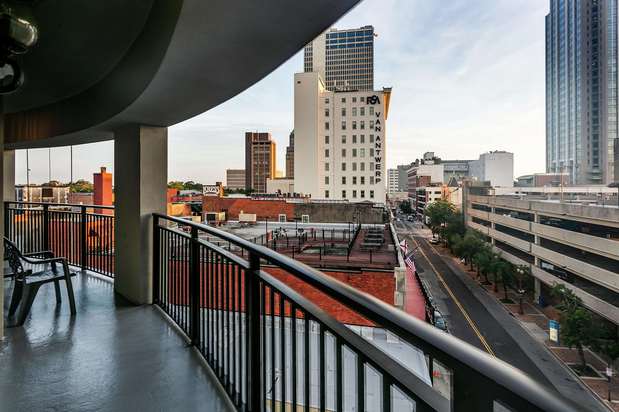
left=153, top=214, right=577, bottom=412
left=5, top=201, right=115, bottom=277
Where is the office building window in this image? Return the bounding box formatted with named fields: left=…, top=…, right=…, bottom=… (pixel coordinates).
left=370, top=162, right=374, bottom=171
left=352, top=135, right=357, bottom=143
left=342, top=108, right=346, bottom=116
left=352, top=121, right=357, bottom=130
left=360, top=107, right=365, bottom=116
left=370, top=121, right=374, bottom=129
left=325, top=176, right=329, bottom=185
left=370, top=190, right=374, bottom=198
left=352, top=162, right=357, bottom=171
left=360, top=135, right=365, bottom=143
left=341, top=163, right=346, bottom=171
left=352, top=148, right=357, bottom=157
left=325, top=135, right=329, bottom=144
left=352, top=107, right=357, bottom=116
left=325, top=98, right=330, bottom=104
left=360, top=176, right=365, bottom=185
left=325, top=122, right=330, bottom=130
left=360, top=148, right=365, bottom=158
left=360, top=121, right=365, bottom=130
left=370, top=134, right=374, bottom=143
left=361, top=190, right=365, bottom=198
left=370, top=176, right=374, bottom=184
left=325, top=149, right=329, bottom=158
left=341, top=135, right=346, bottom=144
left=370, top=148, right=374, bottom=156
left=353, top=97, right=357, bottom=103
left=360, top=162, right=365, bottom=171
left=325, top=108, right=329, bottom=117
left=352, top=190, right=357, bottom=198
left=341, top=148, right=346, bottom=157
left=325, top=163, right=330, bottom=171
left=341, top=121, right=346, bottom=130
left=342, top=190, right=346, bottom=198
left=353, top=176, right=357, bottom=185
left=341, top=97, right=346, bottom=103
left=369, top=107, right=374, bottom=115
left=360, top=96, right=365, bottom=103
left=342, top=176, right=346, bottom=184
left=325, top=190, right=329, bottom=198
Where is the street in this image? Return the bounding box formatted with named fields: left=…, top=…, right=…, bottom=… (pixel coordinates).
left=393, top=218, right=608, bottom=412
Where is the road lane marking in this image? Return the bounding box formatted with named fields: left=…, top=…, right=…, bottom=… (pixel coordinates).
left=409, top=236, right=496, bottom=357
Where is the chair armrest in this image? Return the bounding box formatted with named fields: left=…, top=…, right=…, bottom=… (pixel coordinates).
left=23, top=250, right=55, bottom=259
left=20, top=255, right=68, bottom=266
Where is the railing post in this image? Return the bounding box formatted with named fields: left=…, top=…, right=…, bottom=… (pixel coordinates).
left=80, top=206, right=87, bottom=270
left=4, top=202, right=9, bottom=240
left=246, top=251, right=262, bottom=412
left=152, top=214, right=160, bottom=304
left=189, top=226, right=200, bottom=345
left=42, top=203, right=49, bottom=251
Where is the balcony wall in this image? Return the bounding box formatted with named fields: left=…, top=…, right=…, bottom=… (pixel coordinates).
left=531, top=222, right=619, bottom=260
left=494, top=248, right=619, bottom=324
left=531, top=244, right=619, bottom=293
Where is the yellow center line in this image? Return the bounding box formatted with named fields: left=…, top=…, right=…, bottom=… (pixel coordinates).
left=410, top=236, right=496, bottom=357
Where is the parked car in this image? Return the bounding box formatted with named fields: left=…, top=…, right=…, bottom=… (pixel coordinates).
left=433, top=310, right=448, bottom=332
left=429, top=237, right=440, bottom=245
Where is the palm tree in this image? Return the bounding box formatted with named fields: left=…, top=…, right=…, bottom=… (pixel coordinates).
left=497, top=261, right=516, bottom=302
left=489, top=253, right=504, bottom=292
left=474, top=248, right=493, bottom=284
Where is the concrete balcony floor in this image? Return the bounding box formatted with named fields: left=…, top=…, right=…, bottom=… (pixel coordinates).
left=1, top=272, right=232, bottom=412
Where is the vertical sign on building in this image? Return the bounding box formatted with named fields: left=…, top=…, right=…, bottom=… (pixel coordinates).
left=368, top=94, right=382, bottom=184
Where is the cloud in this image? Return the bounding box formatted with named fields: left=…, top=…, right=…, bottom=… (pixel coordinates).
left=15, top=0, right=549, bottom=184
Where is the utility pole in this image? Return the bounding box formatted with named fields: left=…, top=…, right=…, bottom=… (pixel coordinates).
left=70, top=145, right=73, bottom=185
left=26, top=149, right=30, bottom=202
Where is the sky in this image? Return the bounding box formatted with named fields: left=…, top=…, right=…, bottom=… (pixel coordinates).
left=15, top=0, right=549, bottom=185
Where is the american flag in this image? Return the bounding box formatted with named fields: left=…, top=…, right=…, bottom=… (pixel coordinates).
left=399, top=240, right=416, bottom=273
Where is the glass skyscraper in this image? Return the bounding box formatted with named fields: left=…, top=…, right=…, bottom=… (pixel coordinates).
left=546, top=0, right=618, bottom=185
left=303, top=26, right=374, bottom=91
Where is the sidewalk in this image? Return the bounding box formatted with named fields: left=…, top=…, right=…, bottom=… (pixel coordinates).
left=431, top=243, right=611, bottom=412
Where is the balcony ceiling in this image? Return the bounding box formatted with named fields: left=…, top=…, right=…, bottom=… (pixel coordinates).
left=4, top=0, right=360, bottom=149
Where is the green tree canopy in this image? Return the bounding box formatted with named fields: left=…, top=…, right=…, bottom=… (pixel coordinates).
left=425, top=200, right=456, bottom=239
left=399, top=200, right=413, bottom=215
left=70, top=179, right=94, bottom=193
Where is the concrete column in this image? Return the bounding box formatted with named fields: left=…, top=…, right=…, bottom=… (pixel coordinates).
left=3, top=150, right=13, bottom=201
left=534, top=278, right=541, bottom=305
left=114, top=125, right=167, bottom=304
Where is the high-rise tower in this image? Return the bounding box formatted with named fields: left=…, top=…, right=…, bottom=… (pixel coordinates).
left=303, top=26, right=375, bottom=92
left=546, top=0, right=618, bottom=185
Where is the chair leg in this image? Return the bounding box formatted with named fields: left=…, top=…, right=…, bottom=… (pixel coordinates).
left=15, top=283, right=40, bottom=327
left=8, top=279, right=24, bottom=316
left=53, top=279, right=62, bottom=303
left=63, top=265, right=77, bottom=315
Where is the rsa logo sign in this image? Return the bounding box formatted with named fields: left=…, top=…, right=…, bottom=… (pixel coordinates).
left=203, top=185, right=220, bottom=196
left=366, top=95, right=380, bottom=105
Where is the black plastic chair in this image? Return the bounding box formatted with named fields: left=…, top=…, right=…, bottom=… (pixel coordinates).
left=4, top=237, right=76, bottom=326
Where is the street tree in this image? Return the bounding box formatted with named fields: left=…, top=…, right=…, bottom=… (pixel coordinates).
left=425, top=200, right=455, bottom=240
left=399, top=200, right=413, bottom=215
left=552, top=284, right=596, bottom=372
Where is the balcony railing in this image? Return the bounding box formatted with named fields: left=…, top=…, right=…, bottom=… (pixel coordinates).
left=153, top=213, right=578, bottom=412
left=5, top=201, right=115, bottom=277
left=2, top=201, right=578, bottom=411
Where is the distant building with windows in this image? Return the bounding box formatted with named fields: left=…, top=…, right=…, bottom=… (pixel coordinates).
left=245, top=132, right=276, bottom=193
left=387, top=169, right=399, bottom=193
left=304, top=25, right=375, bottom=92
left=293, top=71, right=391, bottom=203
left=285, top=130, right=295, bottom=178
left=225, top=169, right=246, bottom=190
left=545, top=0, right=618, bottom=185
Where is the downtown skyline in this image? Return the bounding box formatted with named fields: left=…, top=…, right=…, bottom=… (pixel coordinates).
left=15, top=0, right=548, bottom=185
